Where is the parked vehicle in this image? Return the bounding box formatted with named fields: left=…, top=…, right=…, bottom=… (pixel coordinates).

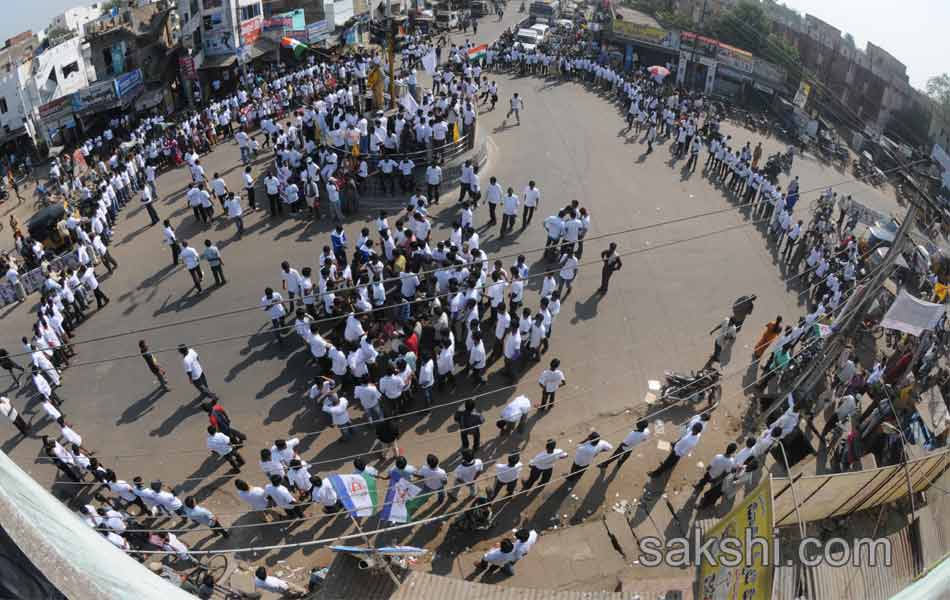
left=470, top=0, right=489, bottom=17
left=529, top=0, right=559, bottom=24
left=435, top=9, right=460, bottom=29
left=658, top=367, right=721, bottom=405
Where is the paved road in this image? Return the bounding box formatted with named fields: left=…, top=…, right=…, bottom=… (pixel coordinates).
left=0, top=13, right=901, bottom=592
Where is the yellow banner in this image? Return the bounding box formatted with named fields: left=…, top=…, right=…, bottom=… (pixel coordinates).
left=612, top=20, right=668, bottom=44
left=698, top=478, right=774, bottom=600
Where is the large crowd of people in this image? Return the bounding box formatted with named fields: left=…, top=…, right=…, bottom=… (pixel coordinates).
left=0, top=10, right=945, bottom=596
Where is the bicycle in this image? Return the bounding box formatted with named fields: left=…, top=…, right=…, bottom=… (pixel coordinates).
left=161, top=553, right=262, bottom=599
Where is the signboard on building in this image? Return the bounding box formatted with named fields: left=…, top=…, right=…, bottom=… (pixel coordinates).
left=697, top=478, right=774, bottom=600
left=286, top=29, right=309, bottom=43
left=179, top=56, right=198, bottom=80
left=307, top=20, right=330, bottom=43
left=240, top=16, right=262, bottom=46
left=114, top=69, right=143, bottom=98
left=793, top=80, right=812, bottom=109
left=203, top=10, right=234, bottom=56
left=39, top=95, right=74, bottom=120
left=73, top=79, right=117, bottom=112
left=611, top=20, right=674, bottom=47
left=262, top=17, right=291, bottom=31
left=717, top=43, right=754, bottom=74
left=680, top=32, right=719, bottom=58
left=277, top=9, right=306, bottom=30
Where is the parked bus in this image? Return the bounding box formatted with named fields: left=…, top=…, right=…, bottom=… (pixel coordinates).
left=529, top=0, right=559, bottom=25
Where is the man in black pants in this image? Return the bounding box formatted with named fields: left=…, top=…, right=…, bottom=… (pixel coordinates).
left=455, top=399, right=484, bottom=452
left=522, top=439, right=567, bottom=489
left=599, top=243, right=623, bottom=294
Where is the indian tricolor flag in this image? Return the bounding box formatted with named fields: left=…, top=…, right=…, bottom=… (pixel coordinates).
left=378, top=473, right=425, bottom=523
left=281, top=36, right=309, bottom=58
left=329, top=473, right=379, bottom=517
left=467, top=44, right=488, bottom=62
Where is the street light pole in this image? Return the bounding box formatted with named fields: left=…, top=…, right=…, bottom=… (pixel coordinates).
left=388, top=16, right=397, bottom=110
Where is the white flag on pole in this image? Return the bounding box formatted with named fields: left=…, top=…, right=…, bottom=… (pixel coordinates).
left=421, top=50, right=437, bottom=74
left=400, top=90, right=420, bottom=115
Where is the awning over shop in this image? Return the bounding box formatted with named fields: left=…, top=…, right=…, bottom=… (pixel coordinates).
left=199, top=53, right=238, bottom=70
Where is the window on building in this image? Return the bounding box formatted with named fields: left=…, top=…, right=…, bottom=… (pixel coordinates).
left=240, top=4, right=261, bottom=21
left=102, top=47, right=114, bottom=74
left=0, top=97, right=7, bottom=114
left=62, top=61, right=80, bottom=78
left=190, top=0, right=199, bottom=17
left=192, top=28, right=202, bottom=50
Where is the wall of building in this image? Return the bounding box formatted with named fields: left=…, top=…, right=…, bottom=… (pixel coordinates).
left=0, top=72, right=28, bottom=136
left=49, top=5, right=104, bottom=36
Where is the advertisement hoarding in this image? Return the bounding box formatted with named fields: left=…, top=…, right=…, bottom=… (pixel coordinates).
left=240, top=16, right=262, bottom=46
left=307, top=20, right=330, bottom=43
left=73, top=79, right=117, bottom=112
left=697, top=478, right=774, bottom=600
left=179, top=56, right=197, bottom=80
left=39, top=95, right=74, bottom=120
left=203, top=10, right=234, bottom=56
left=114, top=69, right=144, bottom=98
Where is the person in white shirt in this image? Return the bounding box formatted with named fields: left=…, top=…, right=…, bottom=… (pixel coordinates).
left=512, top=528, right=539, bottom=568
left=476, top=539, right=517, bottom=576
left=496, top=394, right=532, bottom=434
left=223, top=192, right=244, bottom=236
left=501, top=188, right=519, bottom=233
left=261, top=287, right=287, bottom=343
left=254, top=566, right=306, bottom=595
left=79, top=266, right=109, bottom=309
left=235, top=478, right=271, bottom=512
left=568, top=432, right=614, bottom=483
left=0, top=395, right=29, bottom=436
left=178, top=345, right=217, bottom=400
left=354, top=382, right=384, bottom=422
left=323, top=394, right=352, bottom=441
left=488, top=452, right=523, bottom=500
left=522, top=439, right=568, bottom=489
left=309, top=475, right=343, bottom=514
left=179, top=240, right=204, bottom=292
left=694, top=442, right=737, bottom=492
left=206, top=425, right=245, bottom=471
left=557, top=249, right=579, bottom=296
left=449, top=449, right=483, bottom=500
left=265, top=475, right=305, bottom=518
left=415, top=454, right=448, bottom=504
left=521, top=181, right=540, bottom=228
left=648, top=423, right=703, bottom=478
left=598, top=420, right=650, bottom=470
left=537, top=359, right=566, bottom=409
left=184, top=496, right=229, bottom=538
left=426, top=161, right=443, bottom=204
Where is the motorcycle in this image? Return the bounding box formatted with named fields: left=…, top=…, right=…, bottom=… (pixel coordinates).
left=659, top=367, right=721, bottom=404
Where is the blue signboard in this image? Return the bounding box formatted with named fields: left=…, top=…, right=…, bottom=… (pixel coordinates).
left=113, top=69, right=144, bottom=98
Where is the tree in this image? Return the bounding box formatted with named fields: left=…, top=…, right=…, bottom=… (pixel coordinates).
left=711, top=1, right=770, bottom=52
left=842, top=32, right=855, bottom=48
left=927, top=73, right=950, bottom=110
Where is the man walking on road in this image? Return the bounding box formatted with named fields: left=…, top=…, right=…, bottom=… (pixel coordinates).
left=179, top=241, right=203, bottom=292
left=178, top=345, right=217, bottom=400
left=505, top=93, right=524, bottom=126
left=599, top=243, right=623, bottom=294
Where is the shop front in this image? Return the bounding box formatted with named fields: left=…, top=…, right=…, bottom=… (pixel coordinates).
left=676, top=32, right=719, bottom=93
left=37, top=96, right=80, bottom=149
left=607, top=17, right=680, bottom=73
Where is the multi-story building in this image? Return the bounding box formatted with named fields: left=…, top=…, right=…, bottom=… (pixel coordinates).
left=47, top=4, right=105, bottom=37
left=18, top=36, right=97, bottom=147
left=177, top=0, right=265, bottom=99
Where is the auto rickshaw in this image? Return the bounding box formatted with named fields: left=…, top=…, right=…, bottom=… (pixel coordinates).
left=26, top=204, right=71, bottom=252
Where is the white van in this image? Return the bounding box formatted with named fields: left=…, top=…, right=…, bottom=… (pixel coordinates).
left=530, top=23, right=550, bottom=40
left=516, top=28, right=541, bottom=51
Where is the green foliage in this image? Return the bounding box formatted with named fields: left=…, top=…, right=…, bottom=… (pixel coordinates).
left=927, top=73, right=950, bottom=110
left=655, top=9, right=694, bottom=32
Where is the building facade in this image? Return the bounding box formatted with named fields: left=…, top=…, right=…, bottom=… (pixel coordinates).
left=48, top=4, right=105, bottom=36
